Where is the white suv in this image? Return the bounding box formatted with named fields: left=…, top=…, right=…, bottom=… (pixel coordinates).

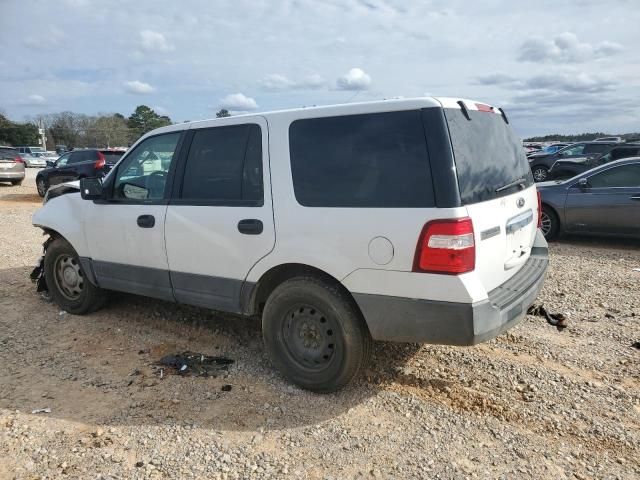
left=33, top=97, right=548, bottom=392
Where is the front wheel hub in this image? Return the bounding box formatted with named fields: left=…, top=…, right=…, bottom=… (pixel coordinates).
left=283, top=306, right=337, bottom=369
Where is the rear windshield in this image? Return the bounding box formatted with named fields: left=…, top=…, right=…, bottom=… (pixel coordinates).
left=444, top=108, right=533, bottom=204
left=0, top=148, right=17, bottom=160
left=102, top=152, right=125, bottom=164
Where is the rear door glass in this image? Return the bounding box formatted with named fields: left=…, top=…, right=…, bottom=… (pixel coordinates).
left=443, top=108, right=533, bottom=204
left=289, top=110, right=434, bottom=208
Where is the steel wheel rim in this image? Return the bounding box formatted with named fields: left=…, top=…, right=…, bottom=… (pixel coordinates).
left=53, top=254, right=84, bottom=301
left=282, top=305, right=338, bottom=370
left=533, top=168, right=547, bottom=182
left=37, top=180, right=46, bottom=196
left=540, top=211, right=552, bottom=237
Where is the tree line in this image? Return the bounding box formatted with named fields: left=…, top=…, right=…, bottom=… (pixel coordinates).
left=0, top=105, right=172, bottom=149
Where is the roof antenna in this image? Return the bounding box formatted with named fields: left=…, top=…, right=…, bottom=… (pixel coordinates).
left=457, top=100, right=471, bottom=120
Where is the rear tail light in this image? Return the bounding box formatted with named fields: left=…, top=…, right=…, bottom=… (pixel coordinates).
left=413, top=218, right=475, bottom=274
left=94, top=151, right=105, bottom=169
left=537, top=191, right=542, bottom=228
left=14, top=155, right=24, bottom=164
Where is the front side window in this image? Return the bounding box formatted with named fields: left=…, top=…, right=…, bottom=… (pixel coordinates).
left=289, top=110, right=434, bottom=207
left=561, top=144, right=586, bottom=156
left=56, top=153, right=70, bottom=167
left=588, top=164, right=640, bottom=188
left=584, top=144, right=611, bottom=154
left=113, top=133, right=180, bottom=200
left=179, top=124, right=263, bottom=204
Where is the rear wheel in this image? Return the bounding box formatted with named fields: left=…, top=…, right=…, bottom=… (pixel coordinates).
left=36, top=178, right=47, bottom=197
left=532, top=166, right=548, bottom=182
left=262, top=277, right=372, bottom=392
left=44, top=237, right=107, bottom=314
left=540, top=206, right=560, bottom=240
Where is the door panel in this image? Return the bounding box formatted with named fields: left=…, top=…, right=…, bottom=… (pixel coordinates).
left=165, top=117, right=275, bottom=313
left=565, top=163, right=640, bottom=234
left=83, top=132, right=184, bottom=299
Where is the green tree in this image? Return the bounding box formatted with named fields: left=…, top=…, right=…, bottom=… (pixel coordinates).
left=127, top=105, right=172, bottom=138
left=0, top=114, right=39, bottom=146
left=216, top=109, right=231, bottom=118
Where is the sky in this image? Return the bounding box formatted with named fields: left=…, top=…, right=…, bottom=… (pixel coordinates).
left=0, top=0, right=639, bottom=137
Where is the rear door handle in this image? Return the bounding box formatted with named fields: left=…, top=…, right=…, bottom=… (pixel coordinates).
left=238, top=219, right=263, bottom=235
left=137, top=214, right=155, bottom=228
left=631, top=195, right=640, bottom=201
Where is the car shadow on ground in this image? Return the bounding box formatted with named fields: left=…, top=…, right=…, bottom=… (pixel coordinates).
left=0, top=191, right=42, bottom=203
left=551, top=234, right=640, bottom=251
left=0, top=266, right=423, bottom=433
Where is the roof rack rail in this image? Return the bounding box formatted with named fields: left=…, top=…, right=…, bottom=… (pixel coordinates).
left=498, top=107, right=509, bottom=124
left=457, top=100, right=471, bottom=121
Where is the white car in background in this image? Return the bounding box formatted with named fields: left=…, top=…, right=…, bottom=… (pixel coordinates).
left=22, top=152, right=48, bottom=168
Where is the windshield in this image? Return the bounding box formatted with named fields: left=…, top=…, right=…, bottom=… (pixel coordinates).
left=444, top=108, right=534, bottom=204
left=30, top=147, right=45, bottom=152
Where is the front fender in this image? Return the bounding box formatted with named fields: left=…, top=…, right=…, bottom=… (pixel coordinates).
left=32, top=192, right=90, bottom=257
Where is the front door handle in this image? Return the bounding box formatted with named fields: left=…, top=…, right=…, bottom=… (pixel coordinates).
left=137, top=214, right=155, bottom=228
left=631, top=195, right=640, bottom=201
left=238, top=219, right=263, bottom=235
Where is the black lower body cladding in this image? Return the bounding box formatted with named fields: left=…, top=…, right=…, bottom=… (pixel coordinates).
left=354, top=230, right=549, bottom=345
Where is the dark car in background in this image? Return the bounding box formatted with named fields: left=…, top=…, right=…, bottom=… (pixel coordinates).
left=549, top=144, right=640, bottom=180
left=528, top=141, right=617, bottom=182
left=0, top=146, right=26, bottom=186
left=537, top=157, right=640, bottom=240
left=35, top=148, right=125, bottom=197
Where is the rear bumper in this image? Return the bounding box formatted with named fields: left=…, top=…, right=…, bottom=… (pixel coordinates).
left=354, top=230, right=549, bottom=345
left=0, top=170, right=26, bottom=180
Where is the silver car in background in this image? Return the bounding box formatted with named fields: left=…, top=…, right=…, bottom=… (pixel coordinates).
left=0, top=146, right=26, bottom=186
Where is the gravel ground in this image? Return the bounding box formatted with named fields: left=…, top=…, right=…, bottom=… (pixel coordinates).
left=1, top=170, right=639, bottom=479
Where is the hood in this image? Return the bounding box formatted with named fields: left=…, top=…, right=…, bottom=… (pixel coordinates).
left=43, top=180, right=80, bottom=204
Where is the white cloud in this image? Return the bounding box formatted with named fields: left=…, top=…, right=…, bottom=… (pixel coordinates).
left=261, top=73, right=326, bottom=91
left=140, top=30, right=173, bottom=52
left=219, top=93, right=258, bottom=111
left=518, top=32, right=623, bottom=63
left=336, top=68, right=372, bottom=91
left=124, top=80, right=155, bottom=94
left=20, top=94, right=47, bottom=106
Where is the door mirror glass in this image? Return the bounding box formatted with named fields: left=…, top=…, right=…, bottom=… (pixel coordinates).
left=80, top=177, right=103, bottom=200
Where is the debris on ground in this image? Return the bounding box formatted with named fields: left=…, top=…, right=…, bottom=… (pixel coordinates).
left=632, top=342, right=640, bottom=350
left=527, top=304, right=568, bottom=331
left=221, top=384, right=233, bottom=392
left=157, top=351, right=234, bottom=377
left=31, top=408, right=51, bottom=414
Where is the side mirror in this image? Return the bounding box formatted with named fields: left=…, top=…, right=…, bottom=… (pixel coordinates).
left=577, top=178, right=589, bottom=189
left=46, top=160, right=55, bottom=167
left=80, top=177, right=103, bottom=200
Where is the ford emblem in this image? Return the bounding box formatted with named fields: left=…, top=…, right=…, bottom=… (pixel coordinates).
left=517, top=197, right=525, bottom=208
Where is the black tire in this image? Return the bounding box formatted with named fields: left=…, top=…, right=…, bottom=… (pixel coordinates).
left=532, top=166, right=548, bottom=182
left=11, top=180, right=22, bottom=186
left=262, top=276, right=372, bottom=393
left=36, top=178, right=48, bottom=197
left=540, top=206, right=560, bottom=241
left=44, top=237, right=107, bottom=315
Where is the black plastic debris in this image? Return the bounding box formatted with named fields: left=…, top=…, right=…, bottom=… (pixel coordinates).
left=632, top=342, right=640, bottom=350
left=221, top=384, right=233, bottom=392
left=29, top=237, right=53, bottom=293
left=527, top=304, right=568, bottom=331
left=158, top=351, right=234, bottom=377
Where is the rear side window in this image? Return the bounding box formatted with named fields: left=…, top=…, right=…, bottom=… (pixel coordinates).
left=68, top=151, right=95, bottom=164
left=180, top=124, right=263, bottom=204
left=584, top=144, right=612, bottom=154
left=289, top=110, right=434, bottom=207
left=444, top=108, right=533, bottom=204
